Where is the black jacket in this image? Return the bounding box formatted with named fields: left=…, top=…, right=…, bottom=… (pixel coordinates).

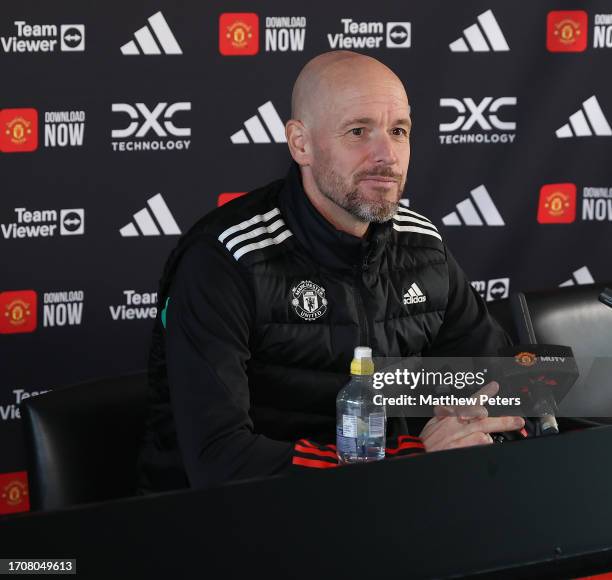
left=137, top=163, right=512, bottom=493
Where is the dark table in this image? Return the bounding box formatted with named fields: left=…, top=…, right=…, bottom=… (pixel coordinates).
left=2, top=427, right=612, bottom=579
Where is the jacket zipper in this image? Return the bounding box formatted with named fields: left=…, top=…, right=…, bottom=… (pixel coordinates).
left=353, top=262, right=371, bottom=347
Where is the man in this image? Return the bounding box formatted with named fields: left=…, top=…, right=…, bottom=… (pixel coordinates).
left=137, top=51, right=524, bottom=494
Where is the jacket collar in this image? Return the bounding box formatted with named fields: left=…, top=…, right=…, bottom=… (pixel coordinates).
left=279, top=162, right=392, bottom=272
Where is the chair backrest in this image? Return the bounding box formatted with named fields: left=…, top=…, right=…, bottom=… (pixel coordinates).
left=511, top=282, right=612, bottom=357
left=21, top=372, right=148, bottom=511
left=485, top=297, right=518, bottom=344
left=510, top=283, right=612, bottom=419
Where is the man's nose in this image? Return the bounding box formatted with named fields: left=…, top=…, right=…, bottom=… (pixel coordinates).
left=370, top=132, right=399, bottom=165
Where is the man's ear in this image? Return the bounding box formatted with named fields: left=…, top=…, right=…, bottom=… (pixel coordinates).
left=285, top=120, right=312, bottom=166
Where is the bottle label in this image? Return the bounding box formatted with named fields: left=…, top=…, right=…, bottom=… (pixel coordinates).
left=342, top=414, right=358, bottom=438
left=336, top=433, right=357, bottom=454
left=369, top=413, right=385, bottom=438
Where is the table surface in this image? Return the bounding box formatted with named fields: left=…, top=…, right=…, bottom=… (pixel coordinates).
left=2, top=427, right=612, bottom=579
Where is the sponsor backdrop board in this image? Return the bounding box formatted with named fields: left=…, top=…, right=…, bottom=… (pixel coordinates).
left=1, top=1, right=611, bottom=513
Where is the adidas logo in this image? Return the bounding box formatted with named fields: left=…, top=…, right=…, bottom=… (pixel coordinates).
left=230, top=101, right=286, bottom=144
left=121, top=11, right=182, bottom=55
left=442, top=185, right=505, bottom=226
left=555, top=95, right=612, bottom=138
left=403, top=283, right=426, bottom=305
left=120, top=193, right=181, bottom=237
left=449, top=9, right=509, bottom=52
left=559, top=266, right=595, bottom=287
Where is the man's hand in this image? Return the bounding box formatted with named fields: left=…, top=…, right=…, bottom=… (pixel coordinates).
left=419, top=382, right=525, bottom=452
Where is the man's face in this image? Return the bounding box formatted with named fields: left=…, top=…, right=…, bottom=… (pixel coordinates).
left=308, top=81, right=411, bottom=223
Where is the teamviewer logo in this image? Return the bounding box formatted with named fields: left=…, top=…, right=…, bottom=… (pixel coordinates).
left=386, top=22, right=411, bottom=48
left=60, top=209, right=85, bottom=235
left=60, top=25, right=85, bottom=51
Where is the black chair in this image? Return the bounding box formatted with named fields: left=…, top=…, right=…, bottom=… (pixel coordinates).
left=510, top=282, right=612, bottom=423
left=510, top=282, right=612, bottom=355
left=21, top=372, right=148, bottom=512
left=486, top=297, right=518, bottom=343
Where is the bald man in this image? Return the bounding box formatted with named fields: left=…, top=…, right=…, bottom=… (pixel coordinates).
left=137, top=51, right=521, bottom=494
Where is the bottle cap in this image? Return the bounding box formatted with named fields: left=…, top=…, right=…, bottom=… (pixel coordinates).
left=351, top=346, right=374, bottom=375
left=354, top=346, right=372, bottom=360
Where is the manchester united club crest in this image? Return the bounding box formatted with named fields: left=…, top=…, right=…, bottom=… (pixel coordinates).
left=291, top=280, right=328, bottom=321
left=0, top=108, right=38, bottom=153
left=515, top=351, right=537, bottom=367
left=2, top=479, right=27, bottom=506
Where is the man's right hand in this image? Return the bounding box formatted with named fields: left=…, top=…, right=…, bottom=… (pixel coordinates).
left=418, top=381, right=525, bottom=452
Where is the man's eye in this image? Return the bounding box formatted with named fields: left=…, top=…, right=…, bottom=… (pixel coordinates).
left=350, top=128, right=364, bottom=136
left=392, top=127, right=408, bottom=137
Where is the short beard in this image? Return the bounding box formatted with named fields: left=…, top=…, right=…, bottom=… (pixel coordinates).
left=311, top=154, right=404, bottom=224
left=343, top=188, right=400, bottom=223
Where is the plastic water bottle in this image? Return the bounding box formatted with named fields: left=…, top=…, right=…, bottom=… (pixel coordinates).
left=336, top=346, right=386, bottom=464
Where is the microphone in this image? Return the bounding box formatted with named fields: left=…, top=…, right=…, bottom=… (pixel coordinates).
left=505, top=291, right=577, bottom=436
left=497, top=344, right=579, bottom=435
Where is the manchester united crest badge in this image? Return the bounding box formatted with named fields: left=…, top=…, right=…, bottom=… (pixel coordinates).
left=291, top=280, right=328, bottom=321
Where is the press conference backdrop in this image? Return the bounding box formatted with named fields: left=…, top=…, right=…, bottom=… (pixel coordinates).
left=1, top=0, right=611, bottom=513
